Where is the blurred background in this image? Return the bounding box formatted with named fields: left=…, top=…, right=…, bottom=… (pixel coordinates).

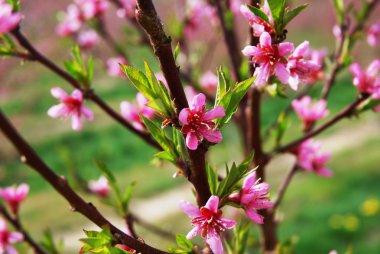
left=0, top=0, right=380, bottom=253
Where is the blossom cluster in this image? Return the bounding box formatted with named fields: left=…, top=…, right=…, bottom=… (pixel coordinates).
left=0, top=0, right=22, bottom=35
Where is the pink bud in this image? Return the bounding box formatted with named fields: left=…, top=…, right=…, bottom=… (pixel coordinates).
left=0, top=183, right=29, bottom=214
left=88, top=176, right=110, bottom=198
left=107, top=57, right=128, bottom=78
left=0, top=1, right=22, bottom=35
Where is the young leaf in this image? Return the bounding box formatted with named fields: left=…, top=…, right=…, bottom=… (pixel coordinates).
left=176, top=235, right=193, bottom=251
left=120, top=64, right=153, bottom=100
left=206, top=163, right=218, bottom=195
left=283, top=4, right=309, bottom=26
left=331, top=0, right=344, bottom=24
left=247, top=5, right=270, bottom=24
left=40, top=230, right=64, bottom=254
left=267, top=0, right=286, bottom=28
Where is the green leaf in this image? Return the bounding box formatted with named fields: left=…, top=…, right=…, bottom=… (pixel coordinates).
left=247, top=5, right=270, bottom=24
left=266, top=83, right=287, bottom=98
left=206, top=164, right=218, bottom=195
left=154, top=151, right=177, bottom=165
left=122, top=181, right=136, bottom=212
left=274, top=111, right=291, bottom=146
left=64, top=46, right=93, bottom=89
left=40, top=230, right=64, bottom=254
left=267, top=0, right=286, bottom=28
left=8, top=0, right=20, bottom=11
left=176, top=235, right=193, bottom=251
left=331, top=0, right=344, bottom=24
left=283, top=4, right=308, bottom=26
left=120, top=64, right=153, bottom=100
left=174, top=42, right=180, bottom=62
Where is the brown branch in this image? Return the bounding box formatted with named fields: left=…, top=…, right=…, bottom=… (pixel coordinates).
left=9, top=28, right=160, bottom=150
left=213, top=0, right=241, bottom=81
left=0, top=110, right=169, bottom=254
left=135, top=0, right=211, bottom=207
left=275, top=94, right=369, bottom=154
left=0, top=204, right=47, bottom=254
left=273, top=165, right=298, bottom=209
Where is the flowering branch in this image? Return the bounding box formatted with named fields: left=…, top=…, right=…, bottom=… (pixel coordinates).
left=9, top=27, right=161, bottom=150
left=0, top=204, right=47, bottom=254
left=0, top=110, right=169, bottom=254
left=275, top=94, right=370, bottom=154
left=135, top=0, right=211, bottom=206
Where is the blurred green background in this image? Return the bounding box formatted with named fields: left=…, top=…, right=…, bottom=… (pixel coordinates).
left=0, top=0, right=379, bottom=253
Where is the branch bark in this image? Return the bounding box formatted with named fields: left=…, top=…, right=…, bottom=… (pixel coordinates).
left=135, top=0, right=211, bottom=206
left=0, top=110, right=169, bottom=254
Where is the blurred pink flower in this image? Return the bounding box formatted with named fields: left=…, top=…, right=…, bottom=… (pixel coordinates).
left=88, top=176, right=110, bottom=198
left=155, top=72, right=168, bottom=87
left=0, top=183, right=29, bottom=215
left=229, top=0, right=242, bottom=14
left=242, top=32, right=294, bottom=87
left=0, top=0, right=22, bottom=35
left=120, top=93, right=155, bottom=131
left=240, top=2, right=274, bottom=37
left=350, top=60, right=380, bottom=99
left=116, top=0, right=136, bottom=18
left=199, top=71, right=218, bottom=93
left=184, top=0, right=218, bottom=38
left=107, top=57, right=127, bottom=77
left=179, top=93, right=225, bottom=150
left=75, top=0, right=108, bottom=20
left=48, top=87, right=94, bottom=131
left=0, top=218, right=23, bottom=254
left=367, top=21, right=380, bottom=47
left=304, top=47, right=327, bottom=84
left=179, top=196, right=236, bottom=254
left=184, top=86, right=197, bottom=102
left=292, top=96, right=329, bottom=131
left=332, top=25, right=342, bottom=41
left=77, top=29, right=99, bottom=49
left=229, top=172, right=273, bottom=224
left=287, top=41, right=321, bottom=90
left=56, top=4, right=82, bottom=37
left=296, top=139, right=333, bottom=177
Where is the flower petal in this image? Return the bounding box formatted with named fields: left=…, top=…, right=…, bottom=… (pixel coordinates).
left=220, top=218, right=236, bottom=229
left=186, top=132, right=199, bottom=150
left=206, top=229, right=223, bottom=254
left=186, top=225, right=202, bottom=239
left=242, top=46, right=259, bottom=57
left=179, top=200, right=201, bottom=217
left=293, top=41, right=310, bottom=57
left=204, top=195, right=219, bottom=213
left=179, top=108, right=190, bottom=125
left=71, top=112, right=82, bottom=131
left=203, top=106, right=225, bottom=121
left=278, top=42, right=294, bottom=56
left=275, top=63, right=290, bottom=85
left=201, top=129, right=223, bottom=144
left=9, top=232, right=24, bottom=243
left=260, top=32, right=272, bottom=47
left=71, top=89, right=83, bottom=101
left=51, top=87, right=68, bottom=99
left=242, top=172, right=256, bottom=190
left=191, top=93, right=206, bottom=111
left=47, top=104, right=67, bottom=118
left=81, top=106, right=94, bottom=121
left=245, top=208, right=264, bottom=224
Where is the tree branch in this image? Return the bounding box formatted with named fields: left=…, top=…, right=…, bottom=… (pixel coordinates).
left=273, top=165, right=298, bottom=209
left=135, top=0, right=211, bottom=206
left=0, top=204, right=47, bottom=254
left=9, top=28, right=160, bottom=150
left=0, top=110, right=169, bottom=254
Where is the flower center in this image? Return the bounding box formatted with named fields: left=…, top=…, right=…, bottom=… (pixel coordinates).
left=63, top=97, right=82, bottom=111
left=191, top=207, right=226, bottom=237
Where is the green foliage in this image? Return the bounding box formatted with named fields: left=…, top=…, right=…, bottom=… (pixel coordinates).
left=331, top=0, right=344, bottom=25
left=40, top=230, right=64, bottom=254
left=80, top=227, right=131, bottom=254
left=0, top=35, right=17, bottom=57
left=206, top=163, right=218, bottom=195
left=174, top=42, right=180, bottom=62
left=64, top=46, right=94, bottom=89
left=214, top=72, right=255, bottom=129
left=96, top=161, right=135, bottom=215
left=8, top=0, right=20, bottom=11
left=247, top=5, right=270, bottom=24
left=225, top=222, right=251, bottom=254
left=275, top=235, right=299, bottom=254
left=273, top=111, right=291, bottom=147
left=266, top=83, right=287, bottom=98
left=121, top=62, right=175, bottom=117
left=355, top=98, right=380, bottom=113
left=168, top=234, right=196, bottom=254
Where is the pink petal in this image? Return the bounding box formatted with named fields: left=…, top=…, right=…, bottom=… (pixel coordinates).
left=186, top=132, right=199, bottom=150
left=81, top=106, right=94, bottom=121
left=47, top=104, right=67, bottom=118
left=275, top=63, right=290, bottom=85
left=51, top=87, right=68, bottom=100
left=293, top=41, right=310, bottom=57
left=288, top=74, right=299, bottom=90
left=191, top=93, right=206, bottom=111
left=206, top=228, right=223, bottom=254
left=200, top=129, right=223, bottom=144
left=367, top=59, right=380, bottom=76
left=260, top=32, right=272, bottom=47
left=203, top=106, right=225, bottom=121
left=254, top=63, right=271, bottom=87
left=6, top=246, right=18, bottom=254
left=317, top=168, right=333, bottom=177
left=186, top=225, right=202, bottom=240
left=349, top=63, right=363, bottom=77
left=71, top=113, right=82, bottom=131
left=220, top=218, right=236, bottom=229
left=242, top=46, right=259, bottom=57
left=245, top=208, right=264, bottom=224
left=9, top=232, right=23, bottom=243
left=179, top=200, right=201, bottom=217
left=0, top=218, right=5, bottom=230
left=242, top=172, right=256, bottom=190
left=179, top=108, right=190, bottom=125
left=71, top=89, right=83, bottom=101
left=278, top=42, right=294, bottom=56
left=204, top=195, right=219, bottom=213
left=16, top=183, right=29, bottom=198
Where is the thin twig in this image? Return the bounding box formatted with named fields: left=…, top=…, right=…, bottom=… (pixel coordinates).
left=0, top=205, right=47, bottom=254
left=0, top=110, right=169, bottom=254
left=273, top=165, right=298, bottom=209
left=9, top=28, right=160, bottom=150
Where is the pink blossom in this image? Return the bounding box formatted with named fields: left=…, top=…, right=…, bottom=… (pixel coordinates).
left=48, top=87, right=94, bottom=131
left=0, top=218, right=23, bottom=254
left=88, top=176, right=110, bottom=198
left=367, top=21, right=380, bottom=47
left=292, top=96, right=329, bottom=131
left=296, top=139, right=333, bottom=177
left=179, top=196, right=236, bottom=254
left=287, top=41, right=321, bottom=90
left=179, top=93, right=225, bottom=150
left=184, top=0, right=218, bottom=38
left=240, top=2, right=274, bottom=37
left=75, top=0, right=108, bottom=20
left=350, top=60, right=380, bottom=99
left=116, top=0, right=136, bottom=18
left=229, top=172, right=273, bottom=224
left=0, top=0, right=22, bottom=35
left=120, top=93, right=156, bottom=131
left=229, top=0, right=242, bottom=14
left=332, top=25, right=342, bottom=42
left=242, top=32, right=294, bottom=87
left=184, top=86, right=197, bottom=102
left=56, top=4, right=82, bottom=37
left=329, top=251, right=338, bottom=254
left=77, top=29, right=99, bottom=49
left=0, top=183, right=29, bottom=215
left=107, top=57, right=127, bottom=78
left=304, top=47, right=327, bottom=84
left=199, top=71, right=218, bottom=93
